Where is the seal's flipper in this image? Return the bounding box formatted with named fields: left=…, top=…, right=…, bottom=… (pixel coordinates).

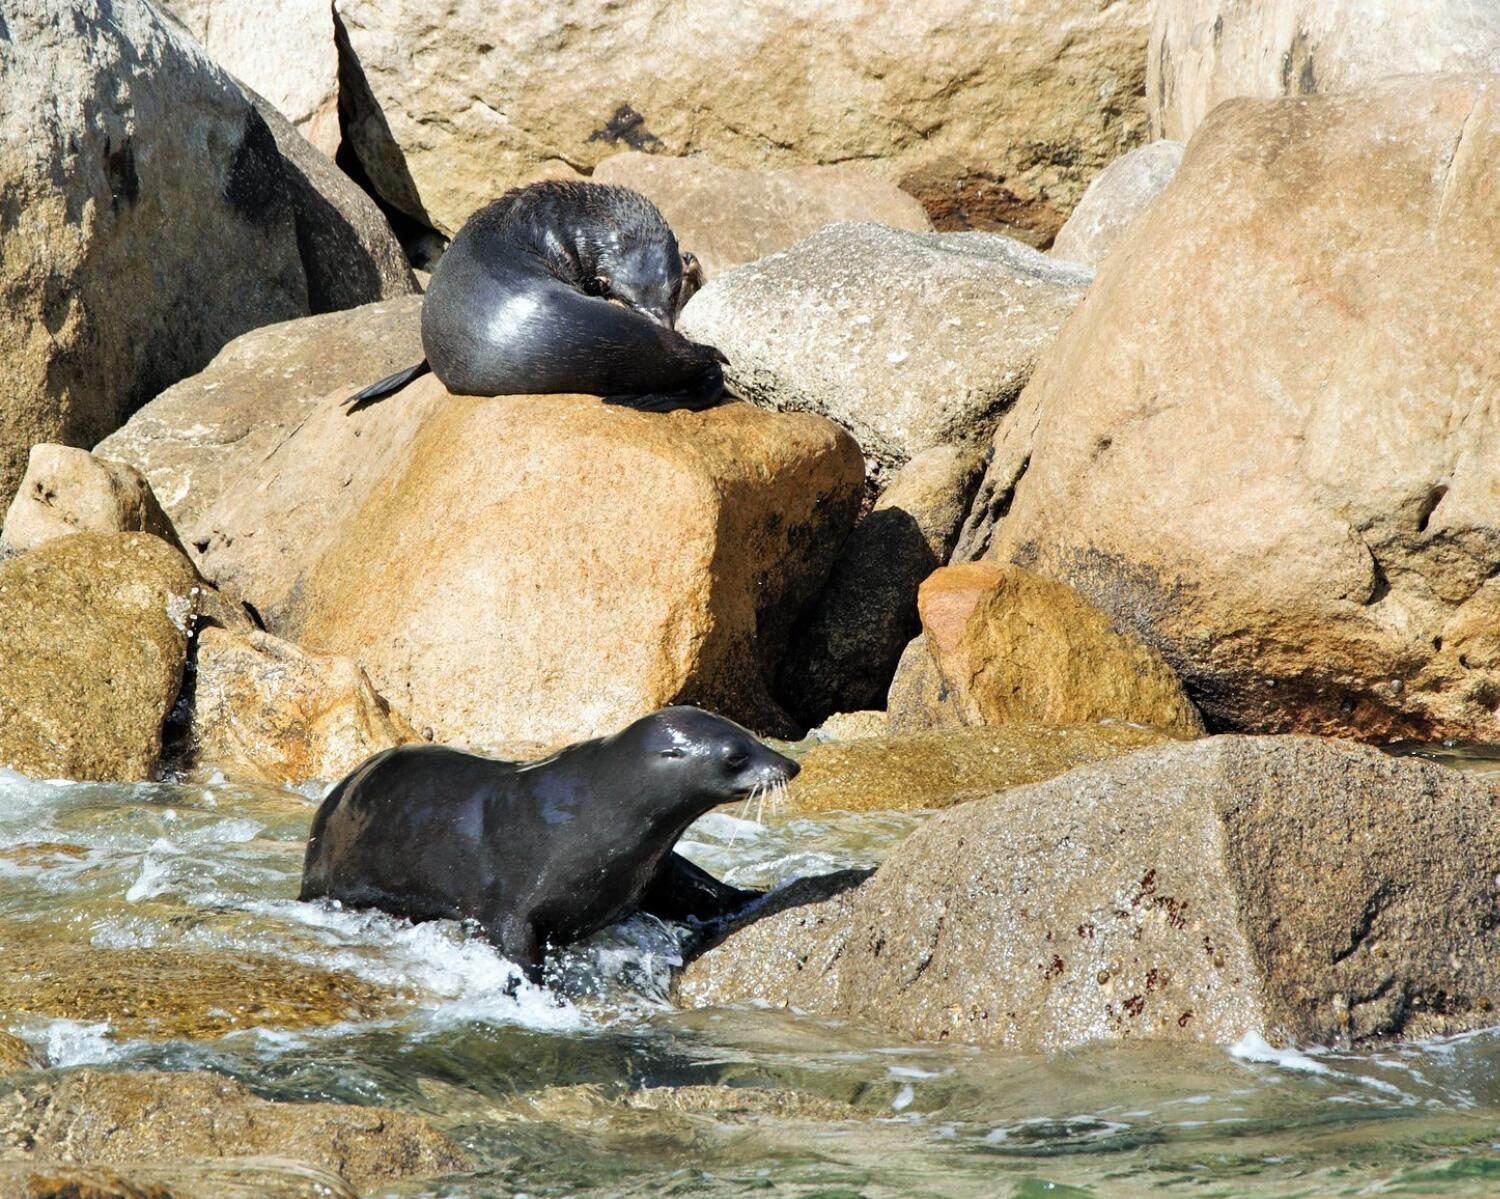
left=603, top=362, right=726, bottom=414
left=343, top=360, right=431, bottom=412
left=640, top=852, right=763, bottom=923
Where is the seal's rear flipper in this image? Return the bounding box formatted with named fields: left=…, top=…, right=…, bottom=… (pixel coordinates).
left=603, top=362, right=725, bottom=414
left=343, top=360, right=431, bottom=412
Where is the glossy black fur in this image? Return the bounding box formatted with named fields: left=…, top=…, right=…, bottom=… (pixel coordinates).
left=344, top=182, right=725, bottom=412
left=298, top=707, right=797, bottom=984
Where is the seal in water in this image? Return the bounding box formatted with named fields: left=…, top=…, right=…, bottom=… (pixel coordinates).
left=345, top=181, right=725, bottom=413
left=298, top=706, right=798, bottom=983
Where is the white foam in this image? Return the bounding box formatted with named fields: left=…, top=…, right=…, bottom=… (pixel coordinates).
left=1229, top=1032, right=1333, bottom=1075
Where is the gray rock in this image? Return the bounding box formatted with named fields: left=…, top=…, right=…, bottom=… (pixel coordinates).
left=1051, top=140, right=1184, bottom=267
left=680, top=222, right=1091, bottom=472
left=679, top=736, right=1500, bottom=1050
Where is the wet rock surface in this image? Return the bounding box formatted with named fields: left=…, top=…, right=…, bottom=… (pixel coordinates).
left=960, top=75, right=1500, bottom=742
left=681, top=736, right=1500, bottom=1050
left=199, top=378, right=864, bottom=747
left=680, top=222, right=1091, bottom=473
left=0, top=1160, right=358, bottom=1199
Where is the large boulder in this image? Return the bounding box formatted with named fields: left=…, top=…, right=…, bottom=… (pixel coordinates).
left=786, top=723, right=1178, bottom=814
left=680, top=737, right=1500, bottom=1050
left=1051, top=140, right=1185, bottom=267
left=776, top=445, right=983, bottom=724
left=0, top=0, right=309, bottom=503
left=95, top=297, right=424, bottom=539
left=333, top=0, right=1150, bottom=239
left=198, top=378, right=864, bottom=747
left=191, top=626, right=420, bottom=784
left=591, top=152, right=933, bottom=278
left=680, top=223, right=1091, bottom=474
left=0, top=1070, right=468, bottom=1191
left=957, top=76, right=1500, bottom=741
left=160, top=0, right=343, bottom=155
left=888, top=563, right=1205, bottom=735
left=1, top=445, right=185, bottom=557
left=1149, top=0, right=1500, bottom=141
left=0, top=534, right=200, bottom=782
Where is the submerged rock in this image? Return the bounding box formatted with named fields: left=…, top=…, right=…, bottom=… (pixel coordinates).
left=1149, top=0, right=1500, bottom=140
left=889, top=563, right=1204, bottom=735
left=0, top=926, right=390, bottom=1039
left=332, top=0, right=1149, bottom=235
left=0, top=1032, right=43, bottom=1078
left=680, top=222, right=1091, bottom=472
left=95, top=297, right=424, bottom=538
left=1, top=446, right=186, bottom=558
left=199, top=377, right=864, bottom=747
left=786, top=723, right=1178, bottom=814
left=0, top=1161, right=357, bottom=1199
left=592, top=152, right=932, bottom=278
left=0, top=534, right=200, bottom=782
left=959, top=76, right=1500, bottom=742
left=1051, top=141, right=1184, bottom=267
left=0, top=1070, right=469, bottom=1190
left=778, top=445, right=984, bottom=725
left=191, top=626, right=421, bottom=785
left=681, top=736, right=1500, bottom=1050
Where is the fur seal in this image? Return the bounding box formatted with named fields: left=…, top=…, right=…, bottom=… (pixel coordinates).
left=298, top=707, right=798, bottom=983
left=345, top=181, right=725, bottom=413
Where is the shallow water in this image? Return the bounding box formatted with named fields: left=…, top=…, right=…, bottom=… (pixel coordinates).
left=4, top=761, right=1500, bottom=1197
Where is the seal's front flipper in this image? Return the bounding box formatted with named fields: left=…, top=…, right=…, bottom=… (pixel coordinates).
left=641, top=852, right=763, bottom=923
left=343, top=360, right=431, bottom=412
left=603, top=362, right=726, bottom=414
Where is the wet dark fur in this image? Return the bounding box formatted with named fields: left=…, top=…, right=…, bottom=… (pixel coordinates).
left=345, top=181, right=725, bottom=412
left=298, top=707, right=797, bottom=985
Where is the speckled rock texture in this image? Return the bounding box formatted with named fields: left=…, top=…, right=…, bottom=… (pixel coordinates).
left=191, top=626, right=420, bottom=784
left=0, top=1070, right=469, bottom=1190
left=198, top=377, right=864, bottom=748
left=680, top=222, right=1092, bottom=472
left=889, top=563, right=1204, bottom=735
left=786, top=723, right=1178, bottom=814
left=332, top=0, right=1149, bottom=237
left=0, top=1160, right=358, bottom=1199
left=0, top=534, right=201, bottom=782
left=1149, top=0, right=1500, bottom=140
left=680, top=736, right=1500, bottom=1050
left=592, top=152, right=933, bottom=278
left=96, top=297, right=424, bottom=539
left=0, top=1032, right=43, bottom=1078
left=2, top=446, right=185, bottom=557
left=778, top=445, right=984, bottom=725
left=1051, top=141, right=1184, bottom=267
left=958, top=76, right=1500, bottom=742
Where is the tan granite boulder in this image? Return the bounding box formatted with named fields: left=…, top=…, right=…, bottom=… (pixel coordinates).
left=1051, top=141, right=1185, bottom=267
left=2, top=446, right=185, bottom=557
left=199, top=377, right=864, bottom=747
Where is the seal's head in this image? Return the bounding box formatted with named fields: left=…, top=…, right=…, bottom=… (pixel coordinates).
left=581, top=185, right=690, bottom=329
left=613, top=706, right=799, bottom=827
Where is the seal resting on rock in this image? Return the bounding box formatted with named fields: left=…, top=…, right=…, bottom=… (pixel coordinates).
left=345, top=181, right=725, bottom=413
left=298, top=707, right=797, bottom=983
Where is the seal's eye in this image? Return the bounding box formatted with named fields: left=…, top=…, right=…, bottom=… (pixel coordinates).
left=660, top=747, right=684, bottom=760
left=726, top=751, right=750, bottom=770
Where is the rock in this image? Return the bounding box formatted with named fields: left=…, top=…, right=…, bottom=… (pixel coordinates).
left=681, top=736, right=1500, bottom=1049
left=2, top=446, right=186, bottom=557
left=247, top=88, right=418, bottom=313
left=191, top=626, right=420, bottom=784
left=95, top=297, right=424, bottom=539
left=0, top=534, right=201, bottom=782
left=333, top=0, right=1149, bottom=239
left=1051, top=141, right=1185, bottom=267
left=0, top=1032, right=43, bottom=1078
left=0, top=0, right=310, bottom=504
left=786, top=723, right=1181, bottom=814
left=1149, top=0, right=1500, bottom=141
left=889, top=564, right=1205, bottom=735
left=808, top=710, right=888, bottom=743
left=0, top=923, right=390, bottom=1039
left=0, top=1070, right=469, bottom=1190
left=680, top=223, right=1091, bottom=473
left=199, top=378, right=864, bottom=747
left=160, top=0, right=342, bottom=156
left=776, top=446, right=984, bottom=724
left=957, top=76, right=1500, bottom=741
left=591, top=152, right=933, bottom=278
left=0, top=1161, right=358, bottom=1199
